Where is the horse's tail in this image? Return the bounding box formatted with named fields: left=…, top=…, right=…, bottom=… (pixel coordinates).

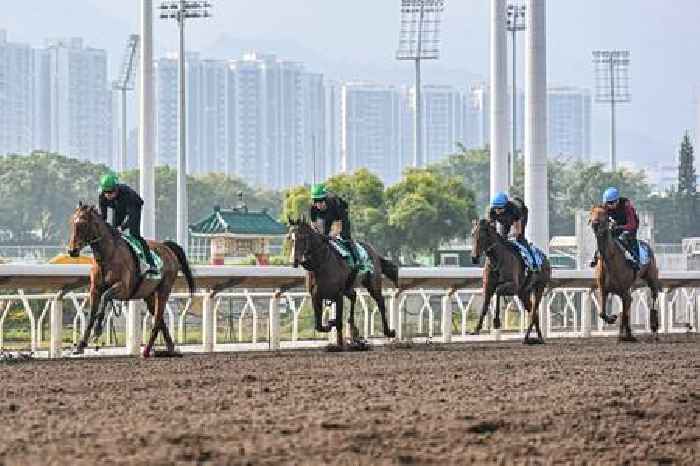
left=380, top=257, right=399, bottom=288
left=164, top=241, right=196, bottom=295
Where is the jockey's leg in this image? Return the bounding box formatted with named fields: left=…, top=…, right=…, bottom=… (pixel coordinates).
left=127, top=211, right=157, bottom=274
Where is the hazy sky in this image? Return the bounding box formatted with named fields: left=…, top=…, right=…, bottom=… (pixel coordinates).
left=3, top=0, right=699, bottom=169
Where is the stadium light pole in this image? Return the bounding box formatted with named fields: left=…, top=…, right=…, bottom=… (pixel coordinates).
left=396, top=0, right=445, bottom=168
left=112, top=34, right=140, bottom=173
left=593, top=50, right=631, bottom=171
left=506, top=3, right=526, bottom=188
left=159, top=1, right=212, bottom=248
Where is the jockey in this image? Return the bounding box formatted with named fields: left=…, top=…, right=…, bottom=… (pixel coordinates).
left=98, top=173, right=157, bottom=275
left=309, top=183, right=359, bottom=270
left=488, top=192, right=538, bottom=270
left=590, top=187, right=640, bottom=270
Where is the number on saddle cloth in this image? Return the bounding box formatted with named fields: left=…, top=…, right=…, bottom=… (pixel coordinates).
left=121, top=233, right=163, bottom=274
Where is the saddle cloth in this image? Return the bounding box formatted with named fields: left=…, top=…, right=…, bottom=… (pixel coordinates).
left=511, top=241, right=545, bottom=271
left=121, top=233, right=164, bottom=278
left=329, top=238, right=374, bottom=274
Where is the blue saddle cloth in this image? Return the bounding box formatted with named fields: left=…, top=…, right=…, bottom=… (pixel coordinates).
left=511, top=241, right=545, bottom=271
left=329, top=239, right=374, bottom=274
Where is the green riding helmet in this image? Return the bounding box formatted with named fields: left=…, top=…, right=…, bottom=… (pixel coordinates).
left=99, top=173, right=119, bottom=193
left=311, top=183, right=328, bottom=201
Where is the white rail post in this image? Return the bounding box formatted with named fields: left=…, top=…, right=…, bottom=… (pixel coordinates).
left=441, top=291, right=453, bottom=344
left=540, top=291, right=549, bottom=339
left=581, top=290, right=592, bottom=338
left=125, top=301, right=141, bottom=356
left=658, top=290, right=668, bottom=334
left=202, top=293, right=215, bottom=353
left=269, top=291, right=280, bottom=351
left=49, top=293, right=64, bottom=359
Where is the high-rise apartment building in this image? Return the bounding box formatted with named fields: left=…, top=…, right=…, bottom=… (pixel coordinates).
left=548, top=86, right=592, bottom=160
left=43, top=38, right=112, bottom=165
left=341, top=83, right=401, bottom=184
left=0, top=31, right=34, bottom=155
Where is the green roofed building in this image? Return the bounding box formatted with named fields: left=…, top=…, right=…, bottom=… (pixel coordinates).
left=188, top=205, right=287, bottom=265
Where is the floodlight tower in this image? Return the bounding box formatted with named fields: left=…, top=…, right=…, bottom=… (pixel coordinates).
left=159, top=0, right=212, bottom=247
left=139, top=0, right=156, bottom=239
left=506, top=3, right=526, bottom=187
left=396, top=0, right=445, bottom=168
left=112, top=34, right=140, bottom=173
left=593, top=50, right=631, bottom=171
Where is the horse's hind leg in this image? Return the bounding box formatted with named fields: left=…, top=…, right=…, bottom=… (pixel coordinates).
left=473, top=281, right=496, bottom=335
left=335, top=294, right=345, bottom=348
left=367, top=281, right=395, bottom=339
left=142, top=294, right=158, bottom=358
left=156, top=292, right=177, bottom=354
left=530, top=289, right=545, bottom=344
left=493, top=293, right=502, bottom=330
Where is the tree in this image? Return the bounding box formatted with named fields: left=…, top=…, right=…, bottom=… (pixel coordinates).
left=0, top=153, right=280, bottom=244
left=280, top=185, right=311, bottom=223
left=678, top=132, right=696, bottom=195
left=433, top=145, right=490, bottom=214
left=386, top=168, right=477, bottom=260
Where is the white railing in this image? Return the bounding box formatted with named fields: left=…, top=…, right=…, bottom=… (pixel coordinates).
left=0, top=266, right=698, bottom=358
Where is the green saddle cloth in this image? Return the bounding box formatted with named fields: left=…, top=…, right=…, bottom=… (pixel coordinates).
left=121, top=234, right=164, bottom=278
left=329, top=239, right=374, bottom=274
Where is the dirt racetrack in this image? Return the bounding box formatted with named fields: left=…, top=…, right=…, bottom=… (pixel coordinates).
left=1, top=336, right=698, bottom=465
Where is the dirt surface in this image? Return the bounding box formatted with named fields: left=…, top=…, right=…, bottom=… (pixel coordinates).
left=1, top=336, right=698, bottom=466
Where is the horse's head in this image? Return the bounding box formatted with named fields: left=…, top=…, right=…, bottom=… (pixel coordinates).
left=67, top=202, right=103, bottom=257
left=287, top=217, right=317, bottom=269
left=471, top=218, right=497, bottom=265
left=589, top=205, right=610, bottom=239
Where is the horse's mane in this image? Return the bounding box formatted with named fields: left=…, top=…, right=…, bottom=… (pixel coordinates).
left=78, top=204, right=120, bottom=239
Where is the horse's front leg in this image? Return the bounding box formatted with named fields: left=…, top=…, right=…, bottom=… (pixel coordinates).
left=313, top=294, right=330, bottom=333
left=619, top=292, right=637, bottom=343
left=335, top=294, right=345, bottom=349
left=75, top=286, right=102, bottom=354
left=598, top=288, right=617, bottom=325
left=473, top=283, right=496, bottom=335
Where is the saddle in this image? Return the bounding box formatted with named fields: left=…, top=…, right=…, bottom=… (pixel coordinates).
left=510, top=240, right=544, bottom=272
left=121, top=233, right=163, bottom=278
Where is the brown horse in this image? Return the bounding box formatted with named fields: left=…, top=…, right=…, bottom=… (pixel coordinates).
left=288, top=218, right=398, bottom=349
left=67, top=203, right=195, bottom=357
left=589, top=205, right=661, bottom=341
left=470, top=218, right=552, bottom=344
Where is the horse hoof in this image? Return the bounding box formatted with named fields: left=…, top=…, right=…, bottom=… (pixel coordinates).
left=154, top=349, right=183, bottom=358
left=325, top=344, right=345, bottom=353
left=316, top=325, right=332, bottom=333
left=618, top=335, right=638, bottom=343
left=327, top=319, right=337, bottom=328
left=470, top=330, right=481, bottom=336
left=386, top=329, right=396, bottom=339
left=142, top=346, right=153, bottom=358
left=523, top=337, right=544, bottom=345
left=348, top=340, right=370, bottom=351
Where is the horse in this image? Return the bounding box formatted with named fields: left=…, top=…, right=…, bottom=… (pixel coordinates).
left=589, top=205, right=661, bottom=341
left=67, top=203, right=195, bottom=357
left=470, top=218, right=552, bottom=344
left=287, top=218, right=398, bottom=349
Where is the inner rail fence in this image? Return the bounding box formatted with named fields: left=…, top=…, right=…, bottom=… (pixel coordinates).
left=0, top=266, right=697, bottom=358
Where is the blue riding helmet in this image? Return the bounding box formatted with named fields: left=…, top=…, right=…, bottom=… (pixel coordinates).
left=603, top=187, right=620, bottom=203
left=491, top=192, right=509, bottom=208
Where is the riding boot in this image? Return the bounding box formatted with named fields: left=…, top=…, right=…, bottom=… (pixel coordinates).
left=138, top=237, right=158, bottom=275
left=590, top=250, right=599, bottom=268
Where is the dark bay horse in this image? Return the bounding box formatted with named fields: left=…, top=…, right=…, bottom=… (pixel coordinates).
left=470, top=219, right=552, bottom=344
left=589, top=205, right=661, bottom=341
left=288, top=218, right=398, bottom=349
left=67, top=203, right=195, bottom=357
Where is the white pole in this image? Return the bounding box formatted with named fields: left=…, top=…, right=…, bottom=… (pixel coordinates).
left=176, top=1, right=188, bottom=248
left=524, top=0, right=548, bottom=253
left=139, top=0, right=156, bottom=238
left=121, top=88, right=127, bottom=172
left=609, top=56, right=616, bottom=171
left=490, top=0, right=509, bottom=199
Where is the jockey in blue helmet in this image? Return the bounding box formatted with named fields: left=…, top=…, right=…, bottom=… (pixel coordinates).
left=486, top=192, right=537, bottom=269
left=590, top=187, right=640, bottom=269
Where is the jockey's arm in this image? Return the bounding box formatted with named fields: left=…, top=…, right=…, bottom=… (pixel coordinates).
left=512, top=219, right=523, bottom=237
left=620, top=200, right=638, bottom=233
